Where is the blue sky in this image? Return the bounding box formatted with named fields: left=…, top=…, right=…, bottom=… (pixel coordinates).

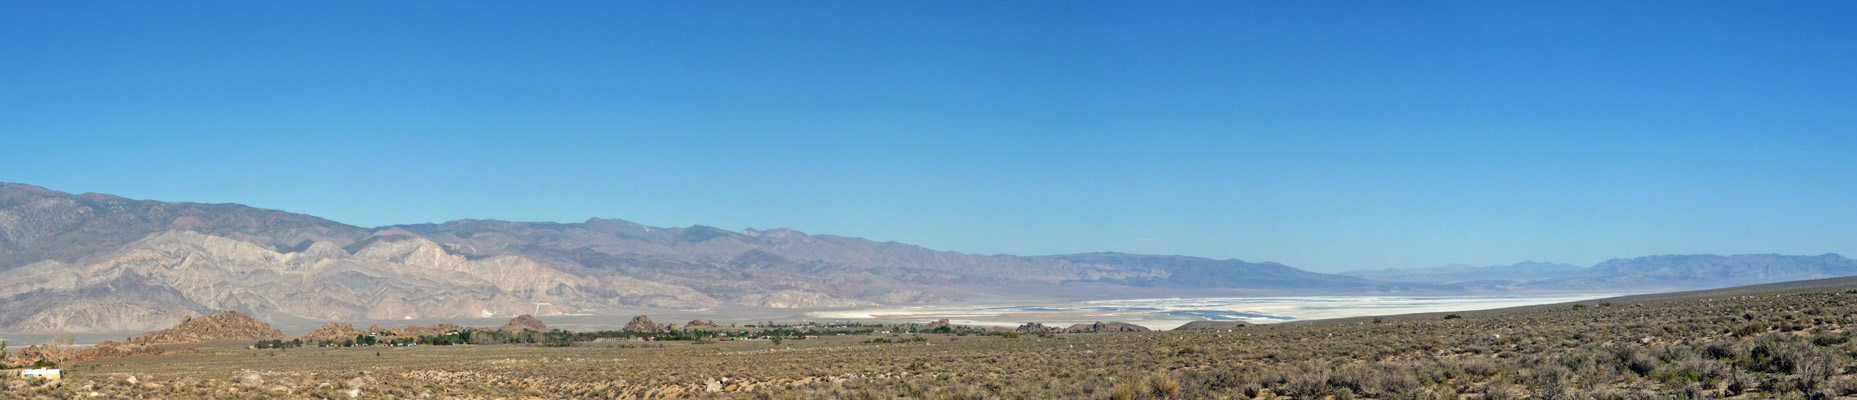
left=4, top=2, right=1854, bottom=273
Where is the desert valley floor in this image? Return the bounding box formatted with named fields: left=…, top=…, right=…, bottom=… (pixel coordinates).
left=9, top=277, right=1857, bottom=399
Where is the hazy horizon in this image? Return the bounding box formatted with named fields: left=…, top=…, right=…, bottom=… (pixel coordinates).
left=6, top=2, right=1854, bottom=273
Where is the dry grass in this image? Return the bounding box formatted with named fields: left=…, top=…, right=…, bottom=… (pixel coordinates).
left=8, top=286, right=1857, bottom=398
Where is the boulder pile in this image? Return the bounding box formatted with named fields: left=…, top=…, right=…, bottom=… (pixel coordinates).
left=1063, top=321, right=1151, bottom=333
left=304, top=322, right=368, bottom=340
left=128, top=311, right=284, bottom=345
left=624, top=315, right=673, bottom=332
left=1013, top=322, right=1060, bottom=334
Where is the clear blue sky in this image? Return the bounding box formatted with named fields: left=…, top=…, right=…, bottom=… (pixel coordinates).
left=4, top=2, right=1854, bottom=273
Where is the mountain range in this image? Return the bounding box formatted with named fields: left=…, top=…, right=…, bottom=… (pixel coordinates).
left=1342, top=261, right=1588, bottom=283
left=1344, top=255, right=1857, bottom=291
left=3, top=182, right=1854, bottom=333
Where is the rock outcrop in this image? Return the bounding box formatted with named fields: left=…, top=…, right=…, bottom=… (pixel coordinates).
left=1013, top=322, right=1060, bottom=333
left=128, top=311, right=284, bottom=345
left=1063, top=321, right=1151, bottom=333
left=624, top=315, right=671, bottom=332
left=304, top=322, right=368, bottom=340
left=3, top=340, right=186, bottom=366
left=1, top=343, right=73, bottom=367
left=499, top=315, right=548, bottom=332
left=685, top=320, right=721, bottom=329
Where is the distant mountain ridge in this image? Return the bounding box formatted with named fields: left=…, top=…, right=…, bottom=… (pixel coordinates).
left=0, top=183, right=1411, bottom=333
left=1343, top=261, right=1589, bottom=283
left=3, top=182, right=1853, bottom=333
left=1348, top=255, right=1857, bottom=291
left=0, top=183, right=368, bottom=271
left=1021, top=253, right=1374, bottom=290
left=1563, top=253, right=1857, bottom=290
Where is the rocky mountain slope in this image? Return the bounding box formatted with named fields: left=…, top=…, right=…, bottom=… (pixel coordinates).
left=0, top=183, right=1412, bottom=333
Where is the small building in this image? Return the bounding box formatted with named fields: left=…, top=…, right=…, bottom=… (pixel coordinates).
left=22, top=368, right=62, bottom=380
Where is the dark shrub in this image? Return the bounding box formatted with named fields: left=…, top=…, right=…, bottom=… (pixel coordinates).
left=1283, top=373, right=1332, bottom=399
left=1810, top=332, right=1849, bottom=347
left=1624, top=352, right=1658, bottom=376
left=1700, top=343, right=1736, bottom=359
left=1732, top=322, right=1768, bottom=337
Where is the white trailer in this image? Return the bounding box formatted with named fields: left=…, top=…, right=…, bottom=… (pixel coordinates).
left=21, top=368, right=62, bottom=380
